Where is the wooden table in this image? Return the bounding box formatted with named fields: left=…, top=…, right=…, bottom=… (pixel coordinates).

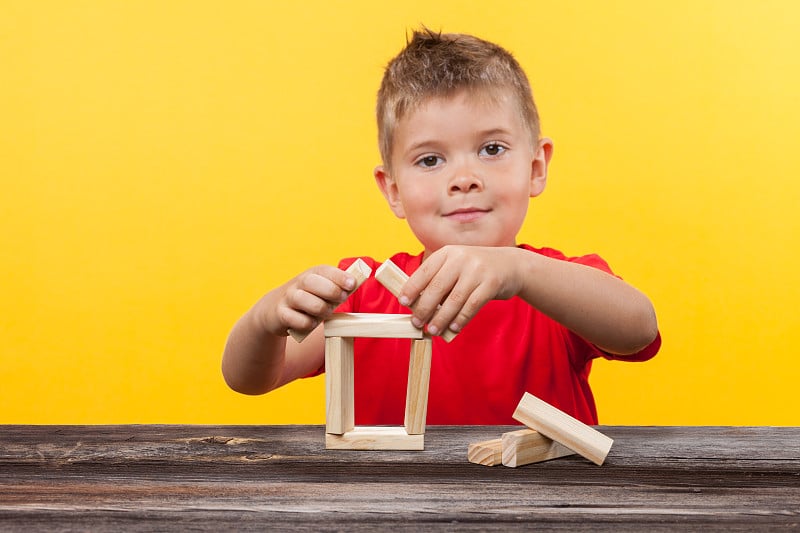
left=1, top=425, right=798, bottom=530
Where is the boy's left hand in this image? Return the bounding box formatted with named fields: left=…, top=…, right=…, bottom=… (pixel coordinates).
left=399, top=245, right=523, bottom=336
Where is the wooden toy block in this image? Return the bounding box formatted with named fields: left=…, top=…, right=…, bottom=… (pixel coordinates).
left=325, top=426, right=424, bottom=450
left=325, top=337, right=354, bottom=435
left=501, top=428, right=575, bottom=467
left=512, top=392, right=613, bottom=466
left=374, top=260, right=457, bottom=342
left=404, top=338, right=432, bottom=435
left=467, top=438, right=503, bottom=466
left=324, top=313, right=424, bottom=339
left=288, top=258, right=373, bottom=343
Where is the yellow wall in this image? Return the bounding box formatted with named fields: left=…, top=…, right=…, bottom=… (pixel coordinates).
left=2, top=0, right=799, bottom=425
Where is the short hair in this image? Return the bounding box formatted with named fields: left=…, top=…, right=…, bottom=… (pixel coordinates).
left=376, top=28, right=541, bottom=167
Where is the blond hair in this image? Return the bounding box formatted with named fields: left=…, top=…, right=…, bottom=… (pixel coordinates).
left=376, top=28, right=541, bottom=166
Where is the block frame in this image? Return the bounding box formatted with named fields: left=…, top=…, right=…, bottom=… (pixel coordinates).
left=324, top=313, right=433, bottom=450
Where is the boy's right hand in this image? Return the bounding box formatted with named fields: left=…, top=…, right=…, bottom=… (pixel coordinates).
left=262, top=266, right=356, bottom=338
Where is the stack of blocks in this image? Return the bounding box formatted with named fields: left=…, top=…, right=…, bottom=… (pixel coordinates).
left=468, top=392, right=614, bottom=467
left=296, top=258, right=457, bottom=451
left=301, top=257, right=614, bottom=461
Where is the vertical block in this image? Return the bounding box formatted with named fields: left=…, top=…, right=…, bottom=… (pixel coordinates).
left=325, top=336, right=354, bottom=435
left=404, top=338, right=433, bottom=435
left=375, top=259, right=457, bottom=342
left=512, top=392, right=613, bottom=466
left=501, top=428, right=575, bottom=467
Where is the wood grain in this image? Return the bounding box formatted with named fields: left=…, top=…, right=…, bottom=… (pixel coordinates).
left=324, top=313, right=424, bottom=339
left=325, top=336, right=354, bottom=435
left=1, top=425, right=799, bottom=530
left=404, top=338, right=432, bottom=435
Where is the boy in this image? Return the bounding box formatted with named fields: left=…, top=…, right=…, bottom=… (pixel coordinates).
left=222, top=29, right=660, bottom=425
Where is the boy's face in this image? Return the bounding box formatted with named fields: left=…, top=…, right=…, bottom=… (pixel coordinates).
left=375, top=89, right=552, bottom=256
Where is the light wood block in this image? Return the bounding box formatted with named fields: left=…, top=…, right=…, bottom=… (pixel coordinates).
left=501, top=428, right=575, bottom=467
left=324, top=313, right=424, bottom=339
left=467, top=438, right=502, bottom=466
left=374, top=259, right=457, bottom=342
left=404, top=339, right=432, bottom=435
left=289, top=258, right=373, bottom=343
left=325, top=426, right=424, bottom=450
left=325, top=337, right=354, bottom=435
left=512, top=392, right=613, bottom=466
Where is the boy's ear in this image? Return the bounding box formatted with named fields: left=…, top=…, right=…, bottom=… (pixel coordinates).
left=530, top=137, right=554, bottom=198
left=374, top=165, right=406, bottom=219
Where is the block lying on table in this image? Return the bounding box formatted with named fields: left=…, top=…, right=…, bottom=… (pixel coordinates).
left=501, top=428, right=575, bottom=467
left=325, top=426, right=424, bottom=450
left=467, top=438, right=503, bottom=466
left=512, top=392, right=613, bottom=466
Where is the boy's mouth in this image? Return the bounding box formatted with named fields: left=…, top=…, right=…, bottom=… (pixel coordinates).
left=443, top=207, right=491, bottom=223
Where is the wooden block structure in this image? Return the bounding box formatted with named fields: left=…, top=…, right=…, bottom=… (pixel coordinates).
left=375, top=260, right=458, bottom=343
left=288, top=258, right=373, bottom=344
left=324, top=313, right=433, bottom=450
left=513, top=392, right=613, bottom=466
left=468, top=392, right=612, bottom=468
left=501, top=429, right=575, bottom=467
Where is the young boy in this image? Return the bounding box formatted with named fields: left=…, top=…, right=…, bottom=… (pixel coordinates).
left=222, top=29, right=660, bottom=426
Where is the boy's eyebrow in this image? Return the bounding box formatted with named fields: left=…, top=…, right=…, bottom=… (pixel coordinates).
left=404, top=128, right=516, bottom=154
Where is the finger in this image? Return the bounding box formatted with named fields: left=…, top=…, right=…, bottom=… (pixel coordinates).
left=429, top=280, right=490, bottom=335
left=308, top=265, right=357, bottom=293
left=424, top=274, right=475, bottom=335
left=277, top=305, right=320, bottom=336
left=299, top=272, right=350, bottom=304
left=289, top=287, right=340, bottom=319
left=411, top=266, right=460, bottom=328
left=399, top=253, right=443, bottom=307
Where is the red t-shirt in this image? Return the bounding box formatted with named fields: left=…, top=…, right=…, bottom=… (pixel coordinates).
left=323, top=245, right=660, bottom=426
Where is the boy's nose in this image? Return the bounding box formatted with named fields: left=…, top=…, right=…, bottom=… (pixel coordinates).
left=448, top=169, right=484, bottom=194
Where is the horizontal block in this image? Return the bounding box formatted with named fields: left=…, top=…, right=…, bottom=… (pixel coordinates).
left=501, top=428, right=575, bottom=467
left=512, top=392, right=613, bottom=466
left=467, top=438, right=502, bottom=466
left=324, top=313, right=424, bottom=339
left=325, top=426, right=424, bottom=450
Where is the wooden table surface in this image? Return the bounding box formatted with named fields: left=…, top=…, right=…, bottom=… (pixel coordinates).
left=1, top=425, right=798, bottom=530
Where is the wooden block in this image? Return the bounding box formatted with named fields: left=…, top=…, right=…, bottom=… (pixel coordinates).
left=374, top=259, right=408, bottom=298
left=324, top=313, right=424, bottom=339
left=512, top=392, right=613, bottom=466
left=501, top=428, right=575, bottom=467
left=325, top=426, right=424, bottom=450
left=467, top=438, right=502, bottom=466
left=325, top=337, right=354, bottom=435
left=374, top=259, right=457, bottom=342
left=289, top=258, right=373, bottom=343
left=404, top=339, right=432, bottom=435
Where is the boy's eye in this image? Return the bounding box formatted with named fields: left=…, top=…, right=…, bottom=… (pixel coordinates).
left=480, top=143, right=506, bottom=157
left=416, top=155, right=442, bottom=168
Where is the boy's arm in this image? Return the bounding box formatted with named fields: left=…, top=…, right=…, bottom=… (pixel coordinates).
left=400, top=246, right=658, bottom=356
left=221, top=266, right=355, bottom=395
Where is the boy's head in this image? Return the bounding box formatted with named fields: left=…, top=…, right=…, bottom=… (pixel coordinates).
left=376, top=28, right=541, bottom=168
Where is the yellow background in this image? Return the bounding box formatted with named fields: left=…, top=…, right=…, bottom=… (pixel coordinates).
left=2, top=1, right=798, bottom=425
